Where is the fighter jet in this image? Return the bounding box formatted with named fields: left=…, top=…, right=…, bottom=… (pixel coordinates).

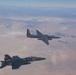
left=27, top=29, right=60, bottom=45
left=0, top=54, right=46, bottom=69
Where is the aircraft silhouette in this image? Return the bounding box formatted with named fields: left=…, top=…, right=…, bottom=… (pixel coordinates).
left=0, top=54, right=46, bottom=69
left=27, top=29, right=60, bottom=45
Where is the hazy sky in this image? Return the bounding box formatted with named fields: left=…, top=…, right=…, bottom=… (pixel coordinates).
left=0, top=0, right=76, bottom=8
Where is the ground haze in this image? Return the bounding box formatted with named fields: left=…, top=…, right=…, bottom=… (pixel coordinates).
left=0, top=6, right=76, bottom=75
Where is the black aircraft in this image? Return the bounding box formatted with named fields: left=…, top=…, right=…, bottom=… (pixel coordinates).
left=27, top=29, right=60, bottom=45
left=0, top=54, right=46, bottom=69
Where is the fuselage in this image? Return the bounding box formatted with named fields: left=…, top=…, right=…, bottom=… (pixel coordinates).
left=28, top=34, right=60, bottom=40
left=5, top=58, right=29, bottom=66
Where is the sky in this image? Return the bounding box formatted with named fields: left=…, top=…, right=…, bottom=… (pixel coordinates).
left=0, top=0, right=76, bottom=8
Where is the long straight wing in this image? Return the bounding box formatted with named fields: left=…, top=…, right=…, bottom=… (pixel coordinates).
left=36, top=30, right=49, bottom=45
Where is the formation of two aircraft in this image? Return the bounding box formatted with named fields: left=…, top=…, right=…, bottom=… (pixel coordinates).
left=0, top=29, right=60, bottom=69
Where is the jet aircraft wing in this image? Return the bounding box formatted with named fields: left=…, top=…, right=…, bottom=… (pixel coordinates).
left=12, top=56, right=21, bottom=60
left=12, top=56, right=21, bottom=69
left=12, top=61, right=21, bottom=69
left=36, top=30, right=49, bottom=45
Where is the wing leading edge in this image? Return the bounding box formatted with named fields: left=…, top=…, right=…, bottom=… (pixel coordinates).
left=36, top=30, right=49, bottom=45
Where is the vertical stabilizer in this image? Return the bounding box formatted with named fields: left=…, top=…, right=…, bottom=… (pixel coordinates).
left=27, top=29, right=31, bottom=37
left=4, top=54, right=12, bottom=63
